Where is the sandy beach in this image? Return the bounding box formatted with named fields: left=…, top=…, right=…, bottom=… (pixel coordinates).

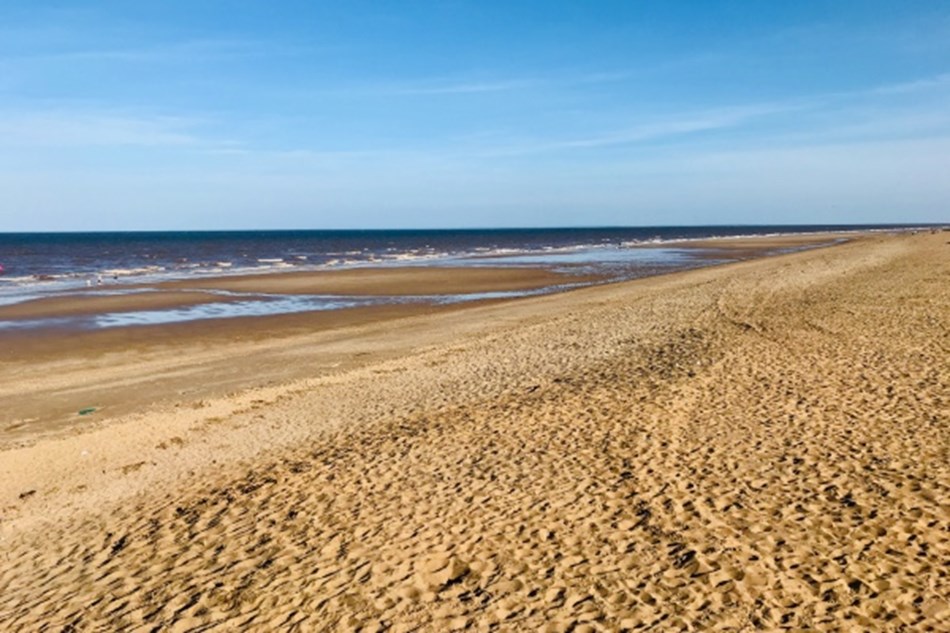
left=1, top=231, right=947, bottom=631
left=0, top=265, right=594, bottom=441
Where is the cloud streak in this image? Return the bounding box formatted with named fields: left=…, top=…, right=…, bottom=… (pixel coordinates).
left=868, top=72, right=950, bottom=95
left=468, top=100, right=815, bottom=157
left=0, top=111, right=206, bottom=148
left=1, top=37, right=306, bottom=65
left=322, top=76, right=540, bottom=98
left=465, top=71, right=950, bottom=157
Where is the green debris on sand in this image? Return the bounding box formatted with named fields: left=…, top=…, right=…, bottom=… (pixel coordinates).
left=78, top=407, right=97, bottom=416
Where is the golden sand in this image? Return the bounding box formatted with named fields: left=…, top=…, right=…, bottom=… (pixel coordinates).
left=0, top=232, right=947, bottom=631
left=0, top=265, right=589, bottom=441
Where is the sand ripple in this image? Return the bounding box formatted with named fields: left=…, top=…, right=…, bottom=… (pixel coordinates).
left=1, top=234, right=947, bottom=631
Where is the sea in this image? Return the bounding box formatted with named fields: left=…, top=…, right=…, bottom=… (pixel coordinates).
left=0, top=225, right=934, bottom=330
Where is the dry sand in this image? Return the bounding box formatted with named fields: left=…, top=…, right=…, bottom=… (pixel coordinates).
left=0, top=232, right=947, bottom=631
left=0, top=265, right=588, bottom=442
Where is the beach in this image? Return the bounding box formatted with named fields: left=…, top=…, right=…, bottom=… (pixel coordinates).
left=0, top=231, right=947, bottom=630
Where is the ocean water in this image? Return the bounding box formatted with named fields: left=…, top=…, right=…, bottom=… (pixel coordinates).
left=0, top=225, right=924, bottom=287
left=0, top=225, right=931, bottom=329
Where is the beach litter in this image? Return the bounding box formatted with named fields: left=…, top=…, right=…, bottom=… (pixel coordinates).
left=78, top=407, right=97, bottom=416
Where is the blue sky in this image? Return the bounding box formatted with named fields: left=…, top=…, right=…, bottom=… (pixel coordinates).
left=1, top=1, right=948, bottom=230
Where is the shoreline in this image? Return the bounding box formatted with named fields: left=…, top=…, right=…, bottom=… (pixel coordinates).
left=0, top=227, right=873, bottom=297
left=0, top=231, right=853, bottom=328
left=0, top=266, right=591, bottom=321
left=0, top=232, right=862, bottom=445
left=1, top=231, right=947, bottom=630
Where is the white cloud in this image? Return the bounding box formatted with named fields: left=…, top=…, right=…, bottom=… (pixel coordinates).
left=867, top=72, right=950, bottom=96
left=1, top=38, right=309, bottom=66
left=457, top=71, right=950, bottom=158
left=327, top=77, right=538, bottom=97
left=472, top=101, right=809, bottom=156
left=0, top=112, right=203, bottom=147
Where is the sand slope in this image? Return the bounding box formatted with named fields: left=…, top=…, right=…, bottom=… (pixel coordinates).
left=1, top=233, right=947, bottom=631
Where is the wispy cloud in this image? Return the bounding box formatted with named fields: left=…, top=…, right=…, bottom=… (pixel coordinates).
left=868, top=72, right=950, bottom=95
left=388, top=79, right=535, bottom=95
left=324, top=56, right=722, bottom=99
left=550, top=106, right=790, bottom=149
left=468, top=71, right=950, bottom=157
left=571, top=51, right=732, bottom=86
left=330, top=77, right=539, bottom=97
left=1, top=37, right=304, bottom=65
left=0, top=111, right=206, bottom=148
left=179, top=70, right=950, bottom=165
left=475, top=102, right=807, bottom=156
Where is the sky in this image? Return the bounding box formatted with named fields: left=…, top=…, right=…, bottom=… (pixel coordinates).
left=1, top=1, right=949, bottom=230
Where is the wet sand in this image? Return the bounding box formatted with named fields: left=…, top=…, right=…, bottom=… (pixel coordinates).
left=0, top=266, right=588, bottom=321
left=0, top=290, right=241, bottom=320
left=1, top=231, right=947, bottom=631
left=0, top=266, right=591, bottom=441
left=666, top=233, right=853, bottom=250
left=152, top=265, right=591, bottom=296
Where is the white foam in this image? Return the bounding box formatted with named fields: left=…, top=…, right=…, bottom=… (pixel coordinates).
left=101, top=266, right=165, bottom=276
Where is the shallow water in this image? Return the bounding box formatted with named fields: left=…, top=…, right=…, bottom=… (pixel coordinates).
left=0, top=283, right=587, bottom=331
left=0, top=225, right=927, bottom=331
left=0, top=225, right=918, bottom=293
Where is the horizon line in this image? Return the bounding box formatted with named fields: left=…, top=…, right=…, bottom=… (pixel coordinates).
left=0, top=222, right=943, bottom=235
